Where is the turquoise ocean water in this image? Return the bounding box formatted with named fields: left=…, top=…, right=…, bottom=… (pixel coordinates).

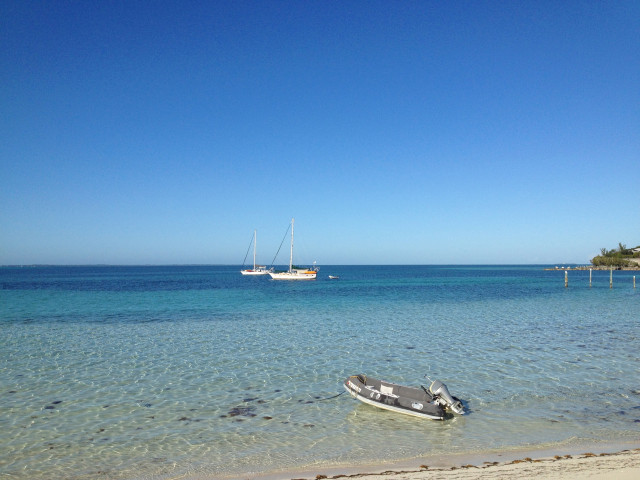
left=1, top=265, right=639, bottom=479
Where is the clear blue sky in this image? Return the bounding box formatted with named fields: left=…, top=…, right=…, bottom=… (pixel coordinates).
left=2, top=1, right=638, bottom=265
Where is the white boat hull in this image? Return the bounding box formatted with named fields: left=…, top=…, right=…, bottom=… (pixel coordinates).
left=240, top=269, right=271, bottom=275
left=269, top=270, right=316, bottom=280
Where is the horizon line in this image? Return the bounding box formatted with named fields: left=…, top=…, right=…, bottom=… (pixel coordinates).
left=1, top=262, right=592, bottom=268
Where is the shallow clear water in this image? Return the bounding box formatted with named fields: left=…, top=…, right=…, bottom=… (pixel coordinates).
left=1, top=265, right=639, bottom=479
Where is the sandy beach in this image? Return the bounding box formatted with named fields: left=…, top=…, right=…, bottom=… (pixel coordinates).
left=244, top=447, right=640, bottom=480
left=338, top=450, right=640, bottom=480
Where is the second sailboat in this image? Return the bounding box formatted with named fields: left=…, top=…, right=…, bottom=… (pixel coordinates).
left=269, top=218, right=318, bottom=280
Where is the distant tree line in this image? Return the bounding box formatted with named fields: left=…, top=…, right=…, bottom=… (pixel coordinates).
left=591, top=243, right=640, bottom=267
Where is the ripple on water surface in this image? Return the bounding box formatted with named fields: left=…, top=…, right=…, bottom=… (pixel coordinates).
left=1, top=265, right=639, bottom=479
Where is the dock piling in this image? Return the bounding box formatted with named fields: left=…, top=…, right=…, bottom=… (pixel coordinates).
left=610, top=268, right=613, bottom=289
left=565, top=270, right=568, bottom=288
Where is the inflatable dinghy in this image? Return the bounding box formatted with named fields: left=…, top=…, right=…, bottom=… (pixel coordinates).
left=344, top=374, right=464, bottom=420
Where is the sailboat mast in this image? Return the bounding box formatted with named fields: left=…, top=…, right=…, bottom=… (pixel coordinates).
left=253, top=230, right=257, bottom=269
left=289, top=218, right=294, bottom=272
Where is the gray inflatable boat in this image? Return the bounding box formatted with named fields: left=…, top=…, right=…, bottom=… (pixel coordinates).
left=344, top=374, right=464, bottom=420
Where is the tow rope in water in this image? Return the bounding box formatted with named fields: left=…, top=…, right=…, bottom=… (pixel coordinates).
left=315, top=391, right=346, bottom=401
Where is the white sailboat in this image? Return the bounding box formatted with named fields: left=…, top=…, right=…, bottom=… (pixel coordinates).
left=269, top=218, right=317, bottom=280
left=240, top=230, right=272, bottom=275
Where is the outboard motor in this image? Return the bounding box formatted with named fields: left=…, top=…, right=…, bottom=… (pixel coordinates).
left=429, top=380, right=465, bottom=415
